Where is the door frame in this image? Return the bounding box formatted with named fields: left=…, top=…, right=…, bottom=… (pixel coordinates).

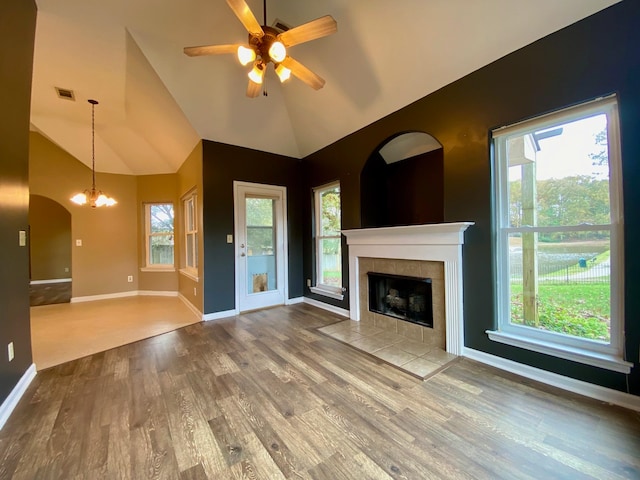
left=233, top=181, right=289, bottom=312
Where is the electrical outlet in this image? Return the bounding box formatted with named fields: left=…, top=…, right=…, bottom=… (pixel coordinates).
left=127, top=275, right=133, bottom=282
left=306, top=279, right=311, bottom=287
left=7, top=342, right=14, bottom=362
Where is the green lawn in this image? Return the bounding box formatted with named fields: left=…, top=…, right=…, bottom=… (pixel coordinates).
left=510, top=284, right=610, bottom=342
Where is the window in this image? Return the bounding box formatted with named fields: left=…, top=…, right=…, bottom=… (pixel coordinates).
left=183, top=191, right=198, bottom=273
left=144, top=203, right=174, bottom=270
left=489, top=95, right=631, bottom=373
left=311, top=182, right=343, bottom=300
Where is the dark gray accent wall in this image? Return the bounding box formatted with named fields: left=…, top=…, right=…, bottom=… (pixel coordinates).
left=202, top=141, right=303, bottom=314
left=0, top=0, right=37, bottom=404
left=302, top=1, right=640, bottom=395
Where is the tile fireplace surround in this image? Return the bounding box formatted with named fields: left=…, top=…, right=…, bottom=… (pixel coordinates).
left=342, top=222, right=474, bottom=356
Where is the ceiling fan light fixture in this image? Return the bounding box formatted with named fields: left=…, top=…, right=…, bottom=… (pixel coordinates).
left=248, top=62, right=265, bottom=84
left=268, top=40, right=286, bottom=63
left=275, top=64, right=291, bottom=82
left=237, top=45, right=256, bottom=66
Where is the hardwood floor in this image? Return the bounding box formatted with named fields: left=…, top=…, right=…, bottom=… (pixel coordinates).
left=2, top=303, right=639, bottom=479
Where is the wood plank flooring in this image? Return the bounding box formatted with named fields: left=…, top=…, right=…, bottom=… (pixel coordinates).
left=1, top=303, right=639, bottom=479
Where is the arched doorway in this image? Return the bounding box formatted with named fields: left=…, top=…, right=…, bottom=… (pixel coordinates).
left=28, top=194, right=72, bottom=305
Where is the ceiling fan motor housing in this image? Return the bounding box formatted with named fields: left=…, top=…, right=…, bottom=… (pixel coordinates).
left=250, top=26, right=283, bottom=64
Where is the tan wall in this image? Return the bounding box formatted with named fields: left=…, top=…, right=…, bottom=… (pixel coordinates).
left=29, top=132, right=139, bottom=298
left=177, top=141, right=203, bottom=313
left=136, top=174, right=179, bottom=292
left=29, top=194, right=72, bottom=280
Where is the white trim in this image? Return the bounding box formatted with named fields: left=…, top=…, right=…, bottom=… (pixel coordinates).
left=138, top=290, right=178, bottom=297
left=0, top=364, right=36, bottom=430
left=178, top=293, right=202, bottom=318
left=203, top=309, right=238, bottom=321
left=140, top=267, right=176, bottom=273
left=309, top=286, right=344, bottom=301
left=486, top=330, right=632, bottom=373
left=30, top=278, right=72, bottom=285
left=144, top=202, right=175, bottom=270
left=286, top=297, right=304, bottom=305
left=233, top=181, right=289, bottom=312
left=303, top=297, right=350, bottom=318
left=71, top=291, right=138, bottom=303
left=71, top=290, right=179, bottom=303
left=463, top=348, right=640, bottom=412
left=179, top=268, right=199, bottom=282
left=342, top=222, right=473, bottom=356
left=492, top=96, right=625, bottom=362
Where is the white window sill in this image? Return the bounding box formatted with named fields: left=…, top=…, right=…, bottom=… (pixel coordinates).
left=179, top=268, right=199, bottom=282
left=141, top=267, right=176, bottom=273
left=486, top=330, right=633, bottom=374
left=310, top=286, right=344, bottom=301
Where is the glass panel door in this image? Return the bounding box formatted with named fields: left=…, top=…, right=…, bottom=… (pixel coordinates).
left=245, top=197, right=277, bottom=293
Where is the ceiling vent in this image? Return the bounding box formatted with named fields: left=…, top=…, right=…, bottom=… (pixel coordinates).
left=271, top=18, right=291, bottom=32
left=55, top=87, right=75, bottom=101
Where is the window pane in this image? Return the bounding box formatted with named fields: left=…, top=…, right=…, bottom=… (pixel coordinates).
left=507, top=114, right=611, bottom=228
left=246, top=198, right=273, bottom=227
left=319, top=238, right=341, bottom=287
left=320, top=186, right=340, bottom=236
left=149, top=235, right=174, bottom=264
left=150, top=204, right=174, bottom=234
left=186, top=199, right=195, bottom=231
left=508, top=231, right=611, bottom=342
left=186, top=233, right=195, bottom=267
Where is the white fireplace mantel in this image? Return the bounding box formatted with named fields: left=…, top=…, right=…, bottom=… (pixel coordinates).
left=342, top=222, right=474, bottom=356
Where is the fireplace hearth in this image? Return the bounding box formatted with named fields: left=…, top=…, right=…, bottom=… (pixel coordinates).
left=368, top=272, right=433, bottom=327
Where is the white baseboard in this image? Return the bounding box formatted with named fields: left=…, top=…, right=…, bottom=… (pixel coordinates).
left=203, top=309, right=238, bottom=321
left=138, top=290, right=178, bottom=297
left=178, top=293, right=203, bottom=319
left=463, top=348, right=640, bottom=412
left=71, top=290, right=138, bottom=303
left=303, top=297, right=350, bottom=318
left=286, top=297, right=304, bottom=305
left=0, top=364, right=36, bottom=430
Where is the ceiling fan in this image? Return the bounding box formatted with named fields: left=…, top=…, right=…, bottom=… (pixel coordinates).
left=184, top=0, right=337, bottom=97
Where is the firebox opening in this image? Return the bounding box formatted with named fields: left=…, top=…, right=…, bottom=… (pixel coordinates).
left=367, top=272, right=433, bottom=328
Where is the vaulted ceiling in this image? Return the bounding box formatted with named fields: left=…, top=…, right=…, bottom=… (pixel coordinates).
left=30, top=0, right=620, bottom=175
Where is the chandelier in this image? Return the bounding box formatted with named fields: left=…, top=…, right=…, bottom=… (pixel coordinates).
left=70, top=99, right=117, bottom=208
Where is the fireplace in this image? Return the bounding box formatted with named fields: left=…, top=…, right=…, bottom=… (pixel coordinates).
left=342, top=222, right=473, bottom=355
left=368, top=272, right=433, bottom=327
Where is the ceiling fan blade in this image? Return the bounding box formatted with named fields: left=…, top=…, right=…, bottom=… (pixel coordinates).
left=246, top=79, right=261, bottom=98
left=278, top=15, right=337, bottom=47
left=281, top=56, right=325, bottom=90
left=226, top=0, right=264, bottom=38
left=183, top=44, right=241, bottom=57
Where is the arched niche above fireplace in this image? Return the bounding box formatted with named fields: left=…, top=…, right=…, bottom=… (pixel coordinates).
left=361, top=131, right=444, bottom=228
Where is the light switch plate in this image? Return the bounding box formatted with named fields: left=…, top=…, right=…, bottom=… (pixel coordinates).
left=226, top=234, right=233, bottom=243
left=76, top=239, right=82, bottom=247
left=19, top=231, right=26, bottom=247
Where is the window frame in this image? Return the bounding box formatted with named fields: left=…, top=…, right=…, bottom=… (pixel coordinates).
left=142, top=202, right=175, bottom=271
left=182, top=190, right=198, bottom=278
left=311, top=181, right=343, bottom=300
left=487, top=95, right=631, bottom=373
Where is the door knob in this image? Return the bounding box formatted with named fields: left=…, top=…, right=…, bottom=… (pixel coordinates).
left=240, top=252, right=246, bottom=257
left=240, top=244, right=245, bottom=248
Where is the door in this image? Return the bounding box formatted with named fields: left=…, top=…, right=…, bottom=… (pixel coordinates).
left=234, top=181, right=287, bottom=312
